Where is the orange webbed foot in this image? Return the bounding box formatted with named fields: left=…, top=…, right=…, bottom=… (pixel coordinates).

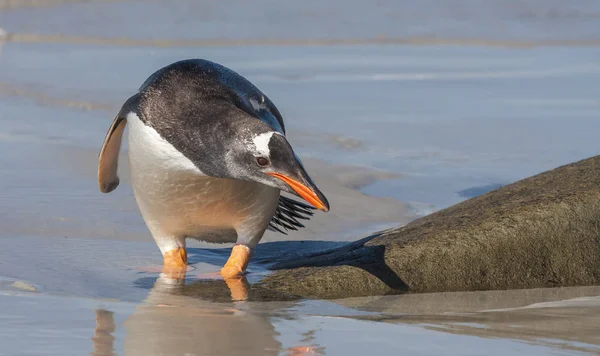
left=220, top=244, right=252, bottom=279
left=219, top=245, right=252, bottom=301
left=161, top=247, right=188, bottom=279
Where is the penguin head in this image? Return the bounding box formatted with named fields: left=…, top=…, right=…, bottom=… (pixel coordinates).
left=219, top=121, right=329, bottom=212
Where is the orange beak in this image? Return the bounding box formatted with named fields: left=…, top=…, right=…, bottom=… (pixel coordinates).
left=267, top=172, right=329, bottom=212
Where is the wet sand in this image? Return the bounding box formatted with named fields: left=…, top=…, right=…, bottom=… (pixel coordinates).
left=1, top=0, right=600, bottom=355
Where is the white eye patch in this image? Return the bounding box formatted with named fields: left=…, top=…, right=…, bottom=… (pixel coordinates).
left=251, top=131, right=280, bottom=157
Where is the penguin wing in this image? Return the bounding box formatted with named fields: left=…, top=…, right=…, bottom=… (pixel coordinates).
left=98, top=115, right=126, bottom=193
left=267, top=196, right=315, bottom=234
left=98, top=94, right=139, bottom=193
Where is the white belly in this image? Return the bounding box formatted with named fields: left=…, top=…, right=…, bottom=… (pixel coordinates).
left=126, top=112, right=280, bottom=246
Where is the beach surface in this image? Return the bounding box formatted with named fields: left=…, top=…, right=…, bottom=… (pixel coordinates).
left=0, top=0, right=599, bottom=355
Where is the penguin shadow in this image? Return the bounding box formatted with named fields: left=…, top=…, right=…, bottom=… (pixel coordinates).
left=197, top=235, right=406, bottom=296
left=94, top=274, right=325, bottom=356
left=132, top=244, right=311, bottom=303
left=132, top=235, right=406, bottom=303
left=259, top=235, right=409, bottom=294
left=133, top=240, right=347, bottom=301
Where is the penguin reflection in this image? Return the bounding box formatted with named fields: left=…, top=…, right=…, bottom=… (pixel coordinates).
left=91, top=272, right=322, bottom=356
left=91, top=309, right=116, bottom=356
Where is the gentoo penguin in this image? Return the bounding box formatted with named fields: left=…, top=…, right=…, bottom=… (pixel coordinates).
left=97, top=59, right=329, bottom=280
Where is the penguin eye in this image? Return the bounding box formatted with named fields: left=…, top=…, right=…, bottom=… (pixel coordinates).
left=256, top=157, right=270, bottom=167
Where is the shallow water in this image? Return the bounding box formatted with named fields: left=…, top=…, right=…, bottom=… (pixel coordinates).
left=0, top=1, right=599, bottom=355
left=2, top=236, right=600, bottom=355
left=3, top=291, right=600, bottom=356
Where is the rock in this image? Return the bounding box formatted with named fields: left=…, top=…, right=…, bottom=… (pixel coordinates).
left=258, top=155, right=600, bottom=299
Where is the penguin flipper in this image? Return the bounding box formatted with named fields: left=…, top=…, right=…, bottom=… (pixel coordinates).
left=98, top=115, right=127, bottom=193
left=267, top=196, right=315, bottom=234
